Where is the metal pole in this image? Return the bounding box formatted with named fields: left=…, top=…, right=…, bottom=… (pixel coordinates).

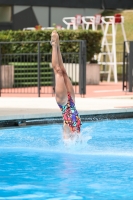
left=79, top=41, right=82, bottom=95
left=37, top=42, right=41, bottom=97
left=122, top=41, right=126, bottom=91
left=128, top=41, right=133, bottom=92
left=82, top=40, right=86, bottom=95
left=126, top=47, right=129, bottom=90
left=79, top=40, right=86, bottom=96
left=48, top=7, right=51, bottom=27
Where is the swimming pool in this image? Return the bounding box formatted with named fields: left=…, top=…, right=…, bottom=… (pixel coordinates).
left=0, top=118, right=133, bottom=199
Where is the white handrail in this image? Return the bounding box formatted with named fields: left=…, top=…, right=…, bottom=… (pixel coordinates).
left=23, top=27, right=35, bottom=31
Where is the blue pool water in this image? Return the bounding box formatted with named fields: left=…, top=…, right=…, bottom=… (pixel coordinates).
left=0, top=118, right=133, bottom=200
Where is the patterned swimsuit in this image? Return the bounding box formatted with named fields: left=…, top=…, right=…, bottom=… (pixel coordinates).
left=58, top=93, right=82, bottom=133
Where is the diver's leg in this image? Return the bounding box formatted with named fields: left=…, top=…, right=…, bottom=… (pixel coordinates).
left=56, top=32, right=75, bottom=102
left=51, top=31, right=67, bottom=105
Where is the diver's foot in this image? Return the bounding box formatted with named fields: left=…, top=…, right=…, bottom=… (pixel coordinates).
left=50, top=30, right=59, bottom=46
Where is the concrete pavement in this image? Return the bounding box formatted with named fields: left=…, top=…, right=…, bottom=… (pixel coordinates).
left=0, top=96, right=133, bottom=121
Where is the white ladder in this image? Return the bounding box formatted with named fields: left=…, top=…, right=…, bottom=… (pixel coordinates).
left=98, top=15, right=129, bottom=83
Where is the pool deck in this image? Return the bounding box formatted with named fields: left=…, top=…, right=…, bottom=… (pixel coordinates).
left=0, top=82, right=133, bottom=122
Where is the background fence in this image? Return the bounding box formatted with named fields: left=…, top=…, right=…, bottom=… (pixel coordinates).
left=0, top=40, right=86, bottom=97
left=0, top=41, right=131, bottom=96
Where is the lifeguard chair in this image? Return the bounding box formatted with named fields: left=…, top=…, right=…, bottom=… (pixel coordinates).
left=23, top=27, right=35, bottom=31
left=94, top=14, right=103, bottom=30
left=98, top=14, right=129, bottom=83
left=81, top=16, right=95, bottom=30
left=82, top=14, right=103, bottom=30
left=75, top=15, right=84, bottom=29
left=62, top=14, right=84, bottom=30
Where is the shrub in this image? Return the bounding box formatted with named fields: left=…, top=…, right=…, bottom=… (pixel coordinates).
left=0, top=29, right=102, bottom=62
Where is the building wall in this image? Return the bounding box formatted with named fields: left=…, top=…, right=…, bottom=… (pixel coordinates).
left=13, top=6, right=49, bottom=29
left=0, top=5, right=103, bottom=30
left=51, top=7, right=103, bottom=28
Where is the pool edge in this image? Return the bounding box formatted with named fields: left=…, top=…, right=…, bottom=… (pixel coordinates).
left=0, top=110, right=133, bottom=128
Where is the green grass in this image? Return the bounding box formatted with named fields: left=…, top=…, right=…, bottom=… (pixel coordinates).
left=117, top=11, right=133, bottom=42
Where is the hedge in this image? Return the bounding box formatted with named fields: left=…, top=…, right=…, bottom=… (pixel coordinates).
left=0, top=29, right=102, bottom=62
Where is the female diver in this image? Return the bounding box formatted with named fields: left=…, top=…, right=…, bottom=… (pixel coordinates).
left=50, top=30, right=82, bottom=140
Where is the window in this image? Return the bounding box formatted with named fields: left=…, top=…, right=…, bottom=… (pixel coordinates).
left=0, top=6, right=12, bottom=22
